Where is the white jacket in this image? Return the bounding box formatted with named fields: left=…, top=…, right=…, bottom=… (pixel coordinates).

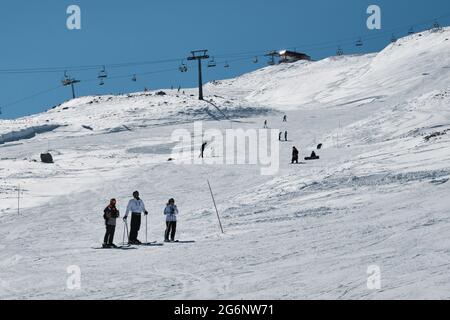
left=164, top=204, right=178, bottom=222
left=125, top=198, right=146, bottom=217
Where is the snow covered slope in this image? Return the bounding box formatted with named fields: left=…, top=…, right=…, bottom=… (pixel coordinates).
left=207, top=28, right=450, bottom=109
left=1, top=28, right=450, bottom=299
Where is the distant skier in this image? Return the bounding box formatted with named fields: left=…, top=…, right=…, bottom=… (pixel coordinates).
left=164, top=198, right=179, bottom=242
left=123, top=191, right=148, bottom=245
left=103, top=199, right=120, bottom=248
left=283, top=115, right=287, bottom=122
left=279, top=131, right=283, bottom=141
left=291, top=147, right=299, bottom=164
left=200, top=141, right=208, bottom=158
left=264, top=120, right=268, bottom=129
left=285, top=131, right=288, bottom=141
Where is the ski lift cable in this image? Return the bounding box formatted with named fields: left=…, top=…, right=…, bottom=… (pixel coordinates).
left=0, top=11, right=449, bottom=77
left=280, top=11, right=450, bottom=52
left=80, top=67, right=180, bottom=84
left=2, top=85, right=64, bottom=110
left=2, top=67, right=180, bottom=111
left=0, top=58, right=185, bottom=75
left=214, top=11, right=450, bottom=59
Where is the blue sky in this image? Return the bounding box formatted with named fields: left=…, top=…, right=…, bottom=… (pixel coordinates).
left=1, top=0, right=450, bottom=119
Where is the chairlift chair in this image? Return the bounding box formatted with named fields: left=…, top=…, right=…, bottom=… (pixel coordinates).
left=179, top=61, right=188, bottom=73
left=253, top=56, right=259, bottom=63
left=99, top=78, right=105, bottom=86
left=61, top=71, right=71, bottom=86
left=132, top=74, right=137, bottom=82
left=336, top=47, right=344, bottom=56
left=98, top=66, right=108, bottom=79
left=408, top=27, right=415, bottom=35
left=224, top=61, right=230, bottom=68
left=355, top=38, right=363, bottom=47
left=208, top=57, right=217, bottom=68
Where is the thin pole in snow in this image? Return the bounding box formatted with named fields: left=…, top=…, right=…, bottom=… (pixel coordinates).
left=17, top=185, right=20, bottom=215
left=207, top=180, right=224, bottom=234
left=337, top=119, right=341, bottom=149
left=122, top=222, right=126, bottom=246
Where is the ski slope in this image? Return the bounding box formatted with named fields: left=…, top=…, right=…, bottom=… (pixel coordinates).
left=1, top=28, right=450, bottom=299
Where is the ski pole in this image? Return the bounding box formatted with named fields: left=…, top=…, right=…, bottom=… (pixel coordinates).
left=122, top=222, right=126, bottom=246
left=145, top=214, right=148, bottom=244
left=124, top=219, right=130, bottom=244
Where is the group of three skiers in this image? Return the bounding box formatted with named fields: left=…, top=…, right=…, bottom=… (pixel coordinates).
left=102, top=191, right=179, bottom=248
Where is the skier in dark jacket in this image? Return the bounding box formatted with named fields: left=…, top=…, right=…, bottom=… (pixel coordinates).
left=200, top=142, right=207, bottom=158
left=164, top=198, right=179, bottom=242
left=291, top=147, right=299, bottom=164
left=103, top=199, right=120, bottom=248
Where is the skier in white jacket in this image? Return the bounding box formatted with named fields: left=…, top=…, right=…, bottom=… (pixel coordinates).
left=123, top=191, right=148, bottom=244
left=164, top=198, right=178, bottom=242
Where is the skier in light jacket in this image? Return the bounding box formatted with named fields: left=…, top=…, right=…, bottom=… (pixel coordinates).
left=164, top=198, right=178, bottom=242
left=123, top=191, right=148, bottom=245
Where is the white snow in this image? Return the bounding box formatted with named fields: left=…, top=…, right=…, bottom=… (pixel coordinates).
left=1, top=28, right=450, bottom=299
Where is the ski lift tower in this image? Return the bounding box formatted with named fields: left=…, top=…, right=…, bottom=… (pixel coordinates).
left=265, top=50, right=279, bottom=65
left=61, top=71, right=80, bottom=99
left=187, top=50, right=210, bottom=100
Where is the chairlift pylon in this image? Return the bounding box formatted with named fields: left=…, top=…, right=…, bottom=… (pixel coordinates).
left=432, top=20, right=441, bottom=31
left=391, top=33, right=397, bottom=43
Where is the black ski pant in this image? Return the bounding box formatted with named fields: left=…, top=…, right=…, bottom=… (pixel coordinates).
left=165, top=221, right=177, bottom=241
left=292, top=156, right=299, bottom=164
left=104, top=225, right=116, bottom=245
left=130, top=214, right=142, bottom=242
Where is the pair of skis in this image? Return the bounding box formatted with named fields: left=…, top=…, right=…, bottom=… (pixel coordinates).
left=93, top=240, right=195, bottom=250
left=121, top=214, right=150, bottom=245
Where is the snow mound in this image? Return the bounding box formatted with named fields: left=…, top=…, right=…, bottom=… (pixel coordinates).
left=0, top=124, right=60, bottom=145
